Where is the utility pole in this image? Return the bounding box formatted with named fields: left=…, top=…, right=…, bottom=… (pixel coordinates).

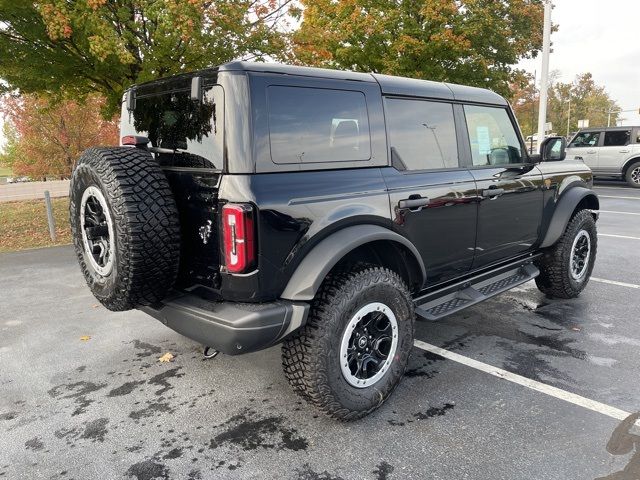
left=566, top=95, right=571, bottom=137
left=536, top=0, right=552, bottom=150
left=530, top=70, right=536, bottom=154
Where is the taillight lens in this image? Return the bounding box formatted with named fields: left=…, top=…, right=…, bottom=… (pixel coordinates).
left=222, top=204, right=256, bottom=273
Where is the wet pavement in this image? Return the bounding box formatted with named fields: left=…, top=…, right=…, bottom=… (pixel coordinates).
left=1, top=180, right=639, bottom=479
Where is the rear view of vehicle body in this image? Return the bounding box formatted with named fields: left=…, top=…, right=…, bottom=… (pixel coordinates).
left=566, top=127, right=640, bottom=187
left=70, top=62, right=599, bottom=420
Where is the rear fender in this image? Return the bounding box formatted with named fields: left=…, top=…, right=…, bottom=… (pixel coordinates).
left=280, top=225, right=426, bottom=301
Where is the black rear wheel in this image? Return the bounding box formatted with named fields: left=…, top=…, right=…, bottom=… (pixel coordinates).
left=281, top=265, right=414, bottom=420
left=70, top=147, right=180, bottom=311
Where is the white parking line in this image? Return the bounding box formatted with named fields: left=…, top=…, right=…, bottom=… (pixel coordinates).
left=600, top=210, right=640, bottom=216
left=413, top=340, right=635, bottom=424
left=599, top=233, right=640, bottom=240
left=591, top=277, right=640, bottom=289
left=599, top=195, right=640, bottom=200
left=594, top=186, right=634, bottom=192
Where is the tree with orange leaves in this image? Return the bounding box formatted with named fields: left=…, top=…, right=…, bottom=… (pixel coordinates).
left=0, top=95, right=118, bottom=179
left=0, top=0, right=292, bottom=117
left=292, top=0, right=545, bottom=98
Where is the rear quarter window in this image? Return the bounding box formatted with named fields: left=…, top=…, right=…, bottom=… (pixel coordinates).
left=267, top=86, right=371, bottom=164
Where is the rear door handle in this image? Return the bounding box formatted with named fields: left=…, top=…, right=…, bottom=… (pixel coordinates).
left=620, top=149, right=630, bottom=153
left=398, top=197, right=430, bottom=210
left=586, top=150, right=597, bottom=154
left=482, top=188, right=505, bottom=198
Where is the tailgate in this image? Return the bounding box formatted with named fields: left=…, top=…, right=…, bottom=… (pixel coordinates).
left=161, top=164, right=222, bottom=290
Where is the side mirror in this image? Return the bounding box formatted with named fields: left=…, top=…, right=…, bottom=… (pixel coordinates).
left=540, top=136, right=567, bottom=162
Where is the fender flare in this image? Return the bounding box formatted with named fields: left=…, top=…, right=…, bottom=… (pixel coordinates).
left=540, top=187, right=599, bottom=248
left=622, top=156, right=640, bottom=176
left=280, top=225, right=426, bottom=301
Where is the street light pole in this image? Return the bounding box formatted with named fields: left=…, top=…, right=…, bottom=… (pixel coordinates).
left=536, top=0, right=552, bottom=150
left=566, top=95, right=571, bottom=137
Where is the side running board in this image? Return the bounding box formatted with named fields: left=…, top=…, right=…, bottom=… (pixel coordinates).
left=415, top=262, right=539, bottom=321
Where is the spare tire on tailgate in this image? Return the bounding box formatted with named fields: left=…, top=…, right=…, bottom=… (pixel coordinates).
left=69, top=147, right=180, bottom=311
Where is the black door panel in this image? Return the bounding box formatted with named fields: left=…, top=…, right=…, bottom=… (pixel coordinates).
left=383, top=168, right=478, bottom=286
left=470, top=166, right=544, bottom=268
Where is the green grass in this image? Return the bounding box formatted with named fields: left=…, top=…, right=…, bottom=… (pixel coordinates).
left=0, top=197, right=71, bottom=252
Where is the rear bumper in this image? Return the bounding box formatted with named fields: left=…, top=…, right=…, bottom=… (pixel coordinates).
left=140, top=294, right=309, bottom=355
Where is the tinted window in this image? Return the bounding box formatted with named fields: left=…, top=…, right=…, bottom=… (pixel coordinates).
left=636, top=129, right=640, bottom=143
left=464, top=106, right=523, bottom=166
left=569, top=131, right=601, bottom=148
left=267, top=86, right=370, bottom=164
left=604, top=130, right=631, bottom=146
left=126, top=85, right=223, bottom=169
left=385, top=99, right=458, bottom=170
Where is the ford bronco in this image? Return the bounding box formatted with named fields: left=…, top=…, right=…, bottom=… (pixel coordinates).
left=70, top=62, right=599, bottom=420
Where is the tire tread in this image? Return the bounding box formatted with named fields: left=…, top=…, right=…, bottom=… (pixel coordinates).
left=69, top=147, right=180, bottom=310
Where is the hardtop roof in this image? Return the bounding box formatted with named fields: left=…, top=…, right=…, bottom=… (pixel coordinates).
left=133, top=61, right=507, bottom=105
left=576, top=126, right=640, bottom=131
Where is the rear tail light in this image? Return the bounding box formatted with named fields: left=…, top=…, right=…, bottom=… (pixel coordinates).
left=121, top=135, right=149, bottom=147
left=222, top=204, right=256, bottom=273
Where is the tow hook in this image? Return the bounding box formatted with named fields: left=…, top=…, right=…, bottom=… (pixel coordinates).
left=203, top=346, right=219, bottom=360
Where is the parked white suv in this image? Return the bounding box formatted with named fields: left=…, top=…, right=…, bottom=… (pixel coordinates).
left=566, top=127, right=640, bottom=187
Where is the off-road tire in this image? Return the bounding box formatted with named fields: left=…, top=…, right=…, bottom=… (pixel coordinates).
left=69, top=147, right=180, bottom=311
left=624, top=160, right=640, bottom=188
left=281, top=265, right=414, bottom=420
left=535, top=209, right=597, bottom=299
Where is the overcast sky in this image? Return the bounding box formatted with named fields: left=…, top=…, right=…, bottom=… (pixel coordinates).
left=1, top=0, right=639, bottom=152
left=518, top=0, right=640, bottom=127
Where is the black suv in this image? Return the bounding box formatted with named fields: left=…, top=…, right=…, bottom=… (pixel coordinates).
left=70, top=62, right=599, bottom=420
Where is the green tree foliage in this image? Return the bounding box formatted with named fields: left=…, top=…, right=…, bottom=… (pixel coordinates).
left=291, top=0, right=545, bottom=97
left=0, top=0, right=292, bottom=116
left=512, top=72, right=620, bottom=138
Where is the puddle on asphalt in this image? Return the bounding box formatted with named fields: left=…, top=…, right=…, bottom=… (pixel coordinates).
left=596, top=412, right=640, bottom=480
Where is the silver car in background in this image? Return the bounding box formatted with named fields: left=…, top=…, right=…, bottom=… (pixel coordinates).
left=566, top=127, right=640, bottom=188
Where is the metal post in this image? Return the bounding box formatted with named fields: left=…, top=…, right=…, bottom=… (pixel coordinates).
left=44, top=190, right=57, bottom=242
left=566, top=96, right=571, bottom=137
left=530, top=70, right=537, bottom=154
left=537, top=0, right=552, bottom=149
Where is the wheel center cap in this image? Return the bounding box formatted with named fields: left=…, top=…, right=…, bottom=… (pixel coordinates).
left=358, top=336, right=368, bottom=349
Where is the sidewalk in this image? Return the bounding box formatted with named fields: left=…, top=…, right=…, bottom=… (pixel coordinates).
left=0, top=180, right=70, bottom=202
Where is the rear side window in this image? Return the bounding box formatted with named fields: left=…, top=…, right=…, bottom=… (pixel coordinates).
left=464, top=105, right=523, bottom=166
left=603, top=130, right=631, bottom=146
left=267, top=86, right=371, bottom=164
left=569, top=131, right=601, bottom=148
left=385, top=98, right=458, bottom=170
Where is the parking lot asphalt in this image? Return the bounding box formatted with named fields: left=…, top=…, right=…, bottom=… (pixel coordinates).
left=1, top=180, right=639, bottom=480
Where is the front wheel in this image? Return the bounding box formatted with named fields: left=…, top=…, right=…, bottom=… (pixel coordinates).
left=535, top=209, right=597, bottom=299
left=281, top=266, right=414, bottom=420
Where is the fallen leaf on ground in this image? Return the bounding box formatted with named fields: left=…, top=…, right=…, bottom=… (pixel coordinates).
left=571, top=327, right=581, bottom=332
left=80, top=335, right=91, bottom=341
left=158, top=352, right=174, bottom=363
